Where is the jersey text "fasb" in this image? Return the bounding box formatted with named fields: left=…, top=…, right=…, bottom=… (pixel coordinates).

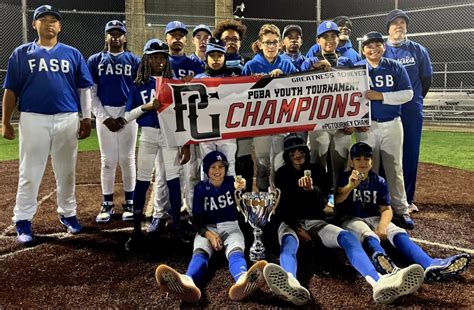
left=28, top=58, right=70, bottom=73
left=204, top=192, right=234, bottom=211
left=98, top=64, right=132, bottom=76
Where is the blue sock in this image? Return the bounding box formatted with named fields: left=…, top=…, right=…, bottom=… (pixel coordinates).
left=228, top=251, right=248, bottom=282
left=133, top=180, right=150, bottom=214
left=103, top=194, right=113, bottom=203
left=280, top=234, right=298, bottom=278
left=125, top=191, right=134, bottom=202
left=362, top=236, right=386, bottom=256
left=186, top=252, right=209, bottom=285
left=338, top=231, right=380, bottom=282
left=393, top=232, right=433, bottom=268
left=167, top=178, right=182, bottom=229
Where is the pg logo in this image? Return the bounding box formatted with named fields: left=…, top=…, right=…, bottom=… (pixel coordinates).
left=171, top=84, right=220, bottom=140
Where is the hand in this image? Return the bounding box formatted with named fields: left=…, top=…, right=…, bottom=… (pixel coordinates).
left=234, top=176, right=246, bottom=191
left=348, top=170, right=364, bottom=189
left=103, top=117, right=121, bottom=132
left=2, top=122, right=15, bottom=140
left=340, top=127, right=355, bottom=135
left=356, top=126, right=370, bottom=132
left=366, top=90, right=384, bottom=101
left=78, top=118, right=91, bottom=139
left=180, top=75, right=194, bottom=83
left=142, top=99, right=161, bottom=111
left=179, top=145, right=191, bottom=165
left=311, top=59, right=331, bottom=71
left=115, top=117, right=128, bottom=128
left=375, top=224, right=388, bottom=241
left=205, top=230, right=222, bottom=251
left=251, top=73, right=266, bottom=79
left=295, top=227, right=312, bottom=243
left=269, top=69, right=283, bottom=77
left=298, top=176, right=313, bottom=191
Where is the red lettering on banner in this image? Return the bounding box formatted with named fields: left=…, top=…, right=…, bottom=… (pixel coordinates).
left=309, top=96, right=319, bottom=120
left=242, top=101, right=261, bottom=127
left=333, top=93, right=348, bottom=118
left=317, top=95, right=334, bottom=119
left=259, top=100, right=276, bottom=125
left=277, top=98, right=296, bottom=123
left=226, top=102, right=244, bottom=128
left=348, top=92, right=362, bottom=116
left=294, top=97, right=312, bottom=122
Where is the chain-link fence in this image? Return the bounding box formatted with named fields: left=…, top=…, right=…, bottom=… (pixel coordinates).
left=1, top=1, right=472, bottom=125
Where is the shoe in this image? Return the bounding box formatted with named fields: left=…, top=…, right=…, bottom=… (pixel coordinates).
left=424, top=253, right=471, bottom=282
left=327, top=194, right=335, bottom=208
left=147, top=217, right=164, bottom=234
left=96, top=202, right=114, bottom=223
left=398, top=214, right=415, bottom=230
left=372, top=252, right=397, bottom=274
left=59, top=215, right=82, bottom=234
left=155, top=264, right=201, bottom=302
left=263, top=263, right=311, bottom=306
left=122, top=200, right=134, bottom=221
left=15, top=220, right=34, bottom=244
left=372, top=264, right=424, bottom=304
left=408, top=203, right=419, bottom=213
left=229, top=260, right=267, bottom=301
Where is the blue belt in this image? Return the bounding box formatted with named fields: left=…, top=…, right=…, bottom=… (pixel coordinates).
left=372, top=117, right=396, bottom=123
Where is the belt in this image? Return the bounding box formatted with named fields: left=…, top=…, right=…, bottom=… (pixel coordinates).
left=372, top=117, right=397, bottom=123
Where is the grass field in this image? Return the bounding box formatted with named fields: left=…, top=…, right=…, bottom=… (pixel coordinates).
left=0, top=129, right=473, bottom=171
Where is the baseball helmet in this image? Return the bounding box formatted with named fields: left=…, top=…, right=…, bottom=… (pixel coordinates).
left=350, top=142, right=373, bottom=159
left=283, top=133, right=310, bottom=164
left=282, top=25, right=303, bottom=38
left=333, top=16, right=353, bottom=30
left=202, top=151, right=229, bottom=176
left=206, top=38, right=226, bottom=54
left=193, top=24, right=212, bottom=37
left=105, top=20, right=126, bottom=33
left=143, top=39, right=169, bottom=55
left=317, top=21, right=339, bottom=38
left=361, top=31, right=384, bottom=46
left=165, top=21, right=188, bottom=35
left=386, top=9, right=410, bottom=31
left=33, top=5, right=61, bottom=21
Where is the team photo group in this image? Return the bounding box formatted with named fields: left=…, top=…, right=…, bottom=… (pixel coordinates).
left=1, top=4, right=471, bottom=306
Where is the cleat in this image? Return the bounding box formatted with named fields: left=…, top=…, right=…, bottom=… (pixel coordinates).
left=373, top=264, right=424, bottom=304
left=229, top=260, right=267, bottom=301
left=408, top=203, right=419, bottom=213
left=155, top=264, right=201, bottom=302
left=96, top=202, right=114, bottom=223
left=263, top=263, right=310, bottom=306
left=372, top=251, right=397, bottom=274
left=397, top=214, right=415, bottom=230
left=15, top=220, right=34, bottom=244
left=59, top=215, right=82, bottom=234
left=147, top=217, right=164, bottom=234
left=122, top=200, right=134, bottom=221
left=424, top=253, right=471, bottom=282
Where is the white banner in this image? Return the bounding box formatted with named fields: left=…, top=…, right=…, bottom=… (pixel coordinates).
left=156, top=66, right=370, bottom=146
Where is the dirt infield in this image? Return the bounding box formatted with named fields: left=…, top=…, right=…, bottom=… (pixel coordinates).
left=0, top=151, right=473, bottom=308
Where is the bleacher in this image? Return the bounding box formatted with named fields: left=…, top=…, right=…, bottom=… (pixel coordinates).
left=423, top=91, right=474, bottom=124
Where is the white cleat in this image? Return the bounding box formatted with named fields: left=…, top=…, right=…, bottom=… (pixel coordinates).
left=263, top=263, right=311, bottom=306
left=229, top=260, right=267, bottom=301
left=373, top=264, right=424, bottom=304
left=155, top=264, right=201, bottom=303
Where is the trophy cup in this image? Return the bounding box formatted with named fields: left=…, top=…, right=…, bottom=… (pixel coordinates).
left=235, top=186, right=281, bottom=262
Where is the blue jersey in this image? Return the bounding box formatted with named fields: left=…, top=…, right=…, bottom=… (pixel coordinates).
left=87, top=51, right=140, bottom=107
left=192, top=176, right=239, bottom=224
left=355, top=57, right=412, bottom=121
left=242, top=52, right=297, bottom=76
left=169, top=55, right=204, bottom=78
left=3, top=41, right=93, bottom=115
left=336, top=171, right=391, bottom=218
left=281, top=52, right=306, bottom=70
left=125, top=77, right=159, bottom=128
left=300, top=55, right=353, bottom=71
left=225, top=53, right=245, bottom=75
left=188, top=53, right=206, bottom=70
left=384, top=40, right=432, bottom=109
left=306, top=40, right=362, bottom=63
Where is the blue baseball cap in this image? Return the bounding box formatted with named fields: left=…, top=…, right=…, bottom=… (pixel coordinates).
left=105, top=20, right=126, bottom=33
left=193, top=24, right=212, bottom=37
left=206, top=39, right=225, bottom=54
left=202, top=151, right=228, bottom=176
left=165, top=21, right=188, bottom=35
left=33, top=5, right=61, bottom=21
left=143, top=39, right=169, bottom=55
left=361, top=31, right=384, bottom=46
left=317, top=21, right=339, bottom=38
left=386, top=9, right=409, bottom=31
left=282, top=133, right=309, bottom=163
left=350, top=142, right=373, bottom=158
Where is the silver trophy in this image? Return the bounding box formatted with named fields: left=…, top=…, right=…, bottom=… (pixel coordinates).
left=235, top=188, right=281, bottom=262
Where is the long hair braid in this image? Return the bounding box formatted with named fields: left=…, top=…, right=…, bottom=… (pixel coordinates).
left=134, top=54, right=173, bottom=85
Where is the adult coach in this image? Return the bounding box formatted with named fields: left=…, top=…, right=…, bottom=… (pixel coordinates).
left=384, top=9, right=433, bottom=212
left=2, top=5, right=93, bottom=244
left=88, top=20, right=140, bottom=223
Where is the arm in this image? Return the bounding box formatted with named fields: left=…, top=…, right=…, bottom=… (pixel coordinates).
left=78, top=87, right=92, bottom=139
left=335, top=170, right=362, bottom=204
left=2, top=89, right=17, bottom=140
left=366, top=89, right=413, bottom=105
left=375, top=206, right=392, bottom=241
left=421, top=76, right=432, bottom=98
left=124, top=99, right=160, bottom=122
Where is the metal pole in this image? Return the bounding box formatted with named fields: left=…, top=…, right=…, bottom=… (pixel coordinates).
left=395, top=0, right=399, bottom=9
left=316, top=0, right=321, bottom=24
left=444, top=63, right=448, bottom=89
left=21, top=0, right=28, bottom=44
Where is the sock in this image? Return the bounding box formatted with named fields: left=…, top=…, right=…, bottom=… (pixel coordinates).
left=186, top=252, right=209, bottom=285
left=393, top=232, right=433, bottom=268
left=280, top=234, right=298, bottom=278
left=125, top=191, right=134, bottom=202
left=167, top=178, right=182, bottom=230
left=362, top=236, right=386, bottom=257
left=337, top=231, right=380, bottom=284
left=103, top=194, right=113, bottom=203
left=132, top=180, right=150, bottom=232
left=228, top=251, right=248, bottom=282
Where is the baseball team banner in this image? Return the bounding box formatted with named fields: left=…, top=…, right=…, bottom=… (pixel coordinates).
left=156, top=66, right=371, bottom=146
